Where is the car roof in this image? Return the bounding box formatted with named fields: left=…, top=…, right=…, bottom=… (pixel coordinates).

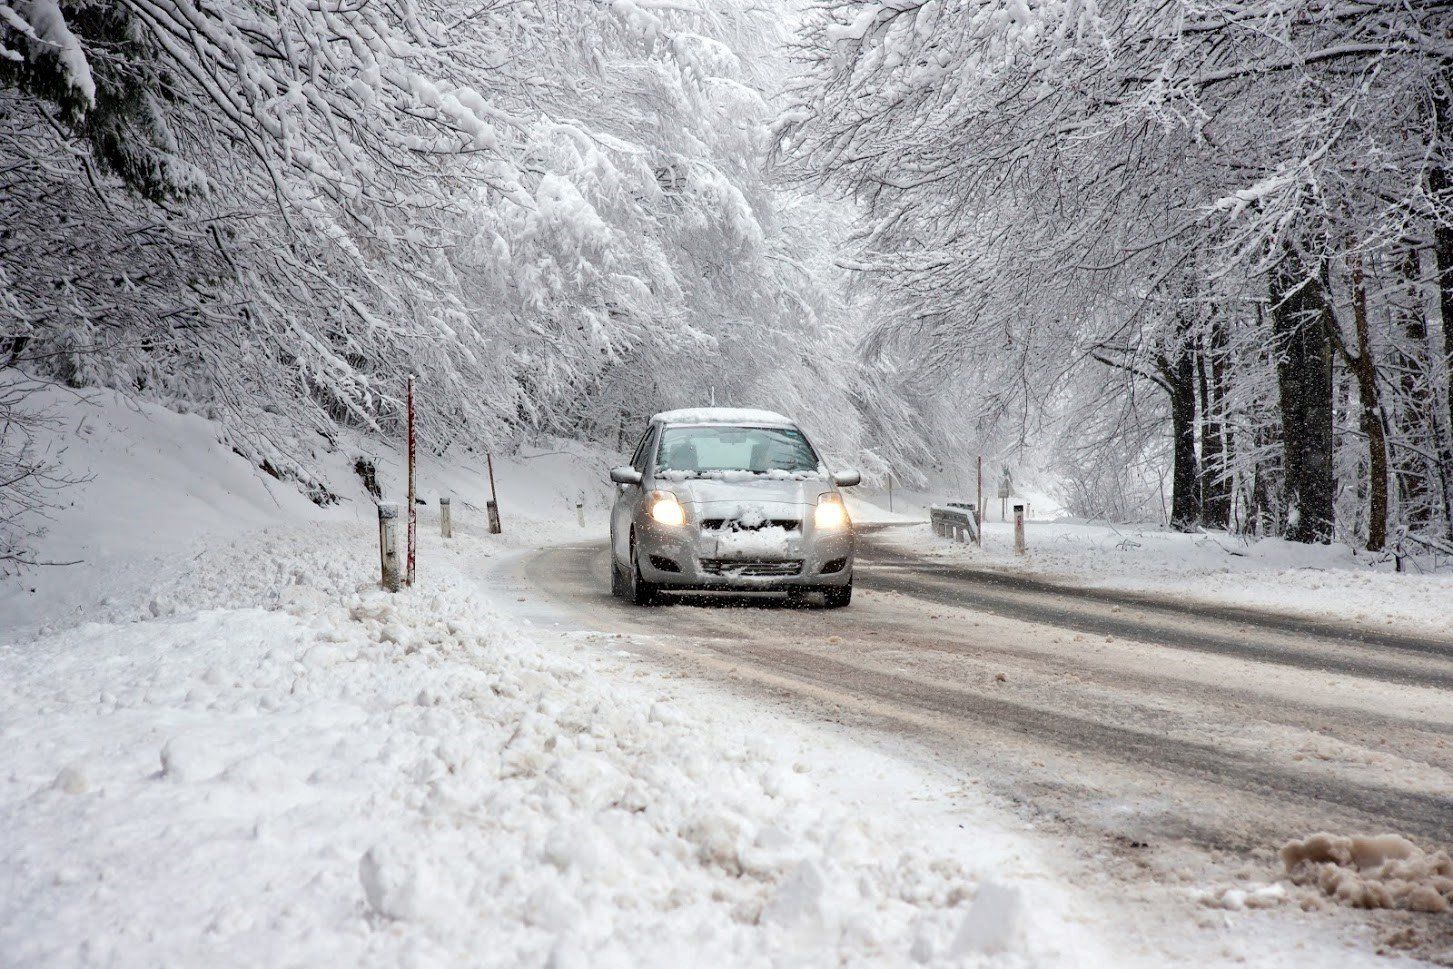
left=650, top=407, right=796, bottom=427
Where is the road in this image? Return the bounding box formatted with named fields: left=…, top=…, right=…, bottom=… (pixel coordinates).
left=508, top=523, right=1453, bottom=948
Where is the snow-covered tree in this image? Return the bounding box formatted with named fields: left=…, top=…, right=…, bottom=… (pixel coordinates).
left=0, top=0, right=908, bottom=550
left=779, top=0, right=1453, bottom=551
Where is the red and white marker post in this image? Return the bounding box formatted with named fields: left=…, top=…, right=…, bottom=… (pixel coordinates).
left=406, top=375, right=417, bottom=586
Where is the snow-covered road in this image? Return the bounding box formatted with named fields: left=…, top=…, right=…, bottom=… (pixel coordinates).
left=503, top=526, right=1453, bottom=963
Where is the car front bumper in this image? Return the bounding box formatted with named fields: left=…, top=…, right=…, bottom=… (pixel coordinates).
left=635, top=519, right=854, bottom=589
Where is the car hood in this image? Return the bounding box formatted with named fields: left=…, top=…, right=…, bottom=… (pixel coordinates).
left=661, top=476, right=833, bottom=506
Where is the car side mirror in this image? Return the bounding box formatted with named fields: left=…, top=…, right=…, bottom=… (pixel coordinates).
left=832, top=469, right=862, bottom=488
left=610, top=466, right=644, bottom=486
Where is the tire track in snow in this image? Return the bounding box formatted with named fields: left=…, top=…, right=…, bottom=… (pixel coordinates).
left=670, top=637, right=1453, bottom=845
left=513, top=539, right=1453, bottom=847
left=857, top=536, right=1453, bottom=692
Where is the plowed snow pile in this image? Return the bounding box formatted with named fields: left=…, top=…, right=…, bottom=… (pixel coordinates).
left=0, top=523, right=1090, bottom=967
left=1281, top=833, right=1453, bottom=913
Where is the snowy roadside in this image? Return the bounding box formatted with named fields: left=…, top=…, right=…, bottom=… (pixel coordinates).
left=0, top=518, right=1116, bottom=967
left=0, top=384, right=618, bottom=640
left=876, top=518, right=1453, bottom=638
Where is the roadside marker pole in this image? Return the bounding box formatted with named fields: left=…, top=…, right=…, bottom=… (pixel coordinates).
left=440, top=496, right=452, bottom=538
left=1014, top=503, right=1026, bottom=555
left=486, top=452, right=502, bottom=534
left=406, top=375, right=417, bottom=586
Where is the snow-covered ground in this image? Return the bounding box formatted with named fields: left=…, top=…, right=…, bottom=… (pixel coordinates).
left=0, top=385, right=616, bottom=639
left=2, top=391, right=1445, bottom=967
left=1, top=390, right=1111, bottom=967
left=3, top=519, right=1118, bottom=966
left=879, top=515, right=1453, bottom=639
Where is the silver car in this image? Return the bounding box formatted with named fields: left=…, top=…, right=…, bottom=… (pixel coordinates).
left=608, top=408, right=861, bottom=607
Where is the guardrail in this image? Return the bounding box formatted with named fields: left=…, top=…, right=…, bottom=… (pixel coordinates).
left=930, top=503, right=979, bottom=544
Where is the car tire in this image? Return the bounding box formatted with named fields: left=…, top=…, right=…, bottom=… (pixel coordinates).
left=610, top=552, right=627, bottom=598
left=822, top=580, right=852, bottom=609
left=628, top=532, right=660, bottom=607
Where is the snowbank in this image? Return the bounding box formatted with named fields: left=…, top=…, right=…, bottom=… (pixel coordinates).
left=0, top=391, right=1108, bottom=967
left=883, top=518, right=1453, bottom=637
left=1281, top=834, right=1453, bottom=914
left=0, top=519, right=1105, bottom=967
left=0, top=385, right=616, bottom=639
left=0, top=383, right=339, bottom=635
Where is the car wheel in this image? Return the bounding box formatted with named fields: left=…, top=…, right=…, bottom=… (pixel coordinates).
left=610, top=550, right=627, bottom=598
left=822, top=580, right=852, bottom=609
left=628, top=531, right=660, bottom=607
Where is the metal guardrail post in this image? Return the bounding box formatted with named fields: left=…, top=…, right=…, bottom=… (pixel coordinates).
left=931, top=503, right=980, bottom=545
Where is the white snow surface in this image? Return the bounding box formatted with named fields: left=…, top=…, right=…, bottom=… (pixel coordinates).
left=2, top=521, right=1105, bottom=967
left=0, top=385, right=616, bottom=639
left=3, top=391, right=1444, bottom=968
left=876, top=512, right=1453, bottom=638
left=651, top=407, right=794, bottom=426
left=0, top=389, right=1111, bottom=967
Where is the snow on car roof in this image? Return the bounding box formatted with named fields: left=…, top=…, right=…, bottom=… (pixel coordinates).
left=651, top=407, right=796, bottom=426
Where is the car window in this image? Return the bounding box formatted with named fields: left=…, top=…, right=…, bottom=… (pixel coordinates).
left=629, top=427, right=656, bottom=473
left=655, top=425, right=821, bottom=477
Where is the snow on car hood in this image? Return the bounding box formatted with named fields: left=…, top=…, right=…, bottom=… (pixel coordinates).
left=660, top=473, right=833, bottom=506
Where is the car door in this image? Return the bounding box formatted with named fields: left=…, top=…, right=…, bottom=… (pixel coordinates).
left=612, top=424, right=655, bottom=563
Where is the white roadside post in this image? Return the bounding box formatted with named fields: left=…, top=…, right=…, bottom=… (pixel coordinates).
left=576, top=500, right=586, bottom=527
left=1014, top=503, right=1026, bottom=555
left=378, top=501, right=402, bottom=591
left=440, top=496, right=452, bottom=539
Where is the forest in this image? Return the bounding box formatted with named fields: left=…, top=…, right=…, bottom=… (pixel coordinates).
left=779, top=0, right=1453, bottom=555
left=3, top=0, right=1452, bottom=564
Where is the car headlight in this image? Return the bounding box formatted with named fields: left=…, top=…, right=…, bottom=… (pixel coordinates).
left=649, top=490, right=686, bottom=526
left=814, top=493, right=849, bottom=529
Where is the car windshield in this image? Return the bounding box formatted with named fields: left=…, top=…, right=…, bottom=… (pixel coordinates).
left=655, top=425, right=821, bottom=476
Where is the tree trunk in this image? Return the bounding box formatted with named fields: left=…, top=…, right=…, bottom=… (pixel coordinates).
left=1437, top=204, right=1453, bottom=448
left=1197, top=321, right=1232, bottom=528
left=1161, top=342, right=1201, bottom=531
left=1393, top=250, right=1435, bottom=533
left=1250, top=420, right=1281, bottom=537
left=1429, top=148, right=1453, bottom=541
left=1340, top=255, right=1388, bottom=551
left=1431, top=99, right=1453, bottom=473
left=1269, top=247, right=1336, bottom=544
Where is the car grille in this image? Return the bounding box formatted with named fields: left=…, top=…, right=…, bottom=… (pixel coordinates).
left=701, top=518, right=801, bottom=532
left=699, top=559, right=804, bottom=577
